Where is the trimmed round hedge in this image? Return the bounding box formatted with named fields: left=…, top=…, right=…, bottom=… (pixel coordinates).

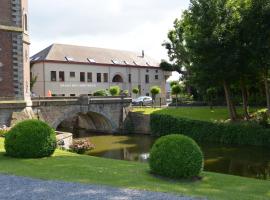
left=149, top=134, right=203, bottom=179
left=4, top=120, right=56, bottom=158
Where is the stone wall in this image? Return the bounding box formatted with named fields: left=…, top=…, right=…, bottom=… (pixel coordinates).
left=124, top=112, right=151, bottom=134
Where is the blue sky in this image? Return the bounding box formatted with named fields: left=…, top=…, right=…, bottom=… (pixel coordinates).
left=28, top=0, right=190, bottom=80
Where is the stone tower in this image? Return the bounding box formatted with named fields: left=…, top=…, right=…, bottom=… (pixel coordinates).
left=0, top=0, right=30, bottom=102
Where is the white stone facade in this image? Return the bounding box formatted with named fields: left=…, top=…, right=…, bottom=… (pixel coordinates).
left=31, top=61, right=167, bottom=98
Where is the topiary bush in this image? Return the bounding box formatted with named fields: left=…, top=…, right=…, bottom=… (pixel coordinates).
left=149, top=134, right=203, bottom=179
left=4, top=120, right=56, bottom=158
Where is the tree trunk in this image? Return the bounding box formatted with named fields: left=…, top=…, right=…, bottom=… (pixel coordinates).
left=223, top=81, right=237, bottom=121
left=264, top=74, right=270, bottom=115
left=240, top=80, right=249, bottom=119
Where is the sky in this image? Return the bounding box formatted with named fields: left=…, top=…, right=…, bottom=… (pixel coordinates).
left=28, top=0, right=190, bottom=81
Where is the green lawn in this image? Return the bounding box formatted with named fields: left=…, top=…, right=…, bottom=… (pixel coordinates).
left=132, top=107, right=260, bottom=122
left=0, top=138, right=269, bottom=200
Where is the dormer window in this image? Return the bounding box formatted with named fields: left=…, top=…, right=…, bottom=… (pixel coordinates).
left=31, top=56, right=40, bottom=61
left=87, top=58, right=96, bottom=63
left=133, top=61, right=137, bottom=65
left=65, top=56, right=74, bottom=61
left=146, top=62, right=151, bottom=66
left=124, top=61, right=129, bottom=65
left=111, top=59, right=120, bottom=64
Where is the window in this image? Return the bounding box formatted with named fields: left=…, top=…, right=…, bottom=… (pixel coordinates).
left=97, top=73, right=101, bottom=82
left=80, top=72, right=85, bottom=82
left=70, top=94, right=76, bottom=97
left=87, top=72, right=92, bottom=82
left=59, top=71, right=65, bottom=82
left=156, top=69, right=159, bottom=73
left=51, top=71, right=56, bottom=82
left=103, top=73, right=108, bottom=83
left=146, top=69, right=149, bottom=73
left=70, top=72, right=75, bottom=78
left=128, top=74, right=131, bottom=83
left=145, top=74, right=149, bottom=83
left=155, top=75, right=159, bottom=80
left=112, top=74, right=123, bottom=83
left=146, top=93, right=150, bottom=96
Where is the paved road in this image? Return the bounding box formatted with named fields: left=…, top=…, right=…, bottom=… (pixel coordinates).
left=0, top=174, right=206, bottom=200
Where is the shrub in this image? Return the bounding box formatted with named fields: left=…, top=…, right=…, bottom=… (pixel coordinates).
left=251, top=109, right=269, bottom=127
left=4, top=120, right=56, bottom=158
left=150, top=113, right=270, bottom=146
left=69, top=139, right=95, bottom=154
left=109, top=86, right=121, bottom=96
left=93, top=90, right=109, bottom=96
left=149, top=134, right=203, bottom=179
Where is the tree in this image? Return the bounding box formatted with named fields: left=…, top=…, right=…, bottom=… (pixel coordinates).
left=240, top=0, right=270, bottom=114
left=132, top=88, right=139, bottom=97
left=150, top=86, right=161, bottom=105
left=109, top=86, right=121, bottom=96
left=169, top=81, right=179, bottom=88
left=165, top=0, right=253, bottom=120
left=171, top=84, right=182, bottom=107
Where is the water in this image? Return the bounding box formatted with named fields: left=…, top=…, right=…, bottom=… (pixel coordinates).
left=75, top=132, right=270, bottom=180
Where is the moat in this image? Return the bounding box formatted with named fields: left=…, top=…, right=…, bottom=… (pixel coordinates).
left=74, top=131, right=270, bottom=180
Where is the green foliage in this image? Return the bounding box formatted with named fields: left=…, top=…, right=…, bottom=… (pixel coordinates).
left=93, top=90, right=109, bottom=96
left=122, top=90, right=129, bottom=96
left=150, top=86, right=161, bottom=100
left=132, top=88, right=139, bottom=95
left=4, top=120, right=56, bottom=158
left=0, top=129, right=8, bottom=137
left=150, top=113, right=270, bottom=146
left=169, top=81, right=179, bottom=88
left=149, top=134, right=203, bottom=179
left=1, top=137, right=270, bottom=200
left=160, top=60, right=175, bottom=71
left=171, top=84, right=182, bottom=96
left=251, top=109, right=270, bottom=128
left=109, top=86, right=121, bottom=96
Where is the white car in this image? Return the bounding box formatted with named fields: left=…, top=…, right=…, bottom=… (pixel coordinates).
left=132, top=96, right=153, bottom=106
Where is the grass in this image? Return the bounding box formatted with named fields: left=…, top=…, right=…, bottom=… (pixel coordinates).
left=132, top=107, right=260, bottom=122
left=0, top=138, right=269, bottom=200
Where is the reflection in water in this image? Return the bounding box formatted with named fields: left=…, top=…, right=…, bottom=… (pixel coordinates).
left=75, top=130, right=270, bottom=180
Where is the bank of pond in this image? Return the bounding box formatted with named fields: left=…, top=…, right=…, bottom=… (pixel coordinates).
left=74, top=131, right=270, bottom=180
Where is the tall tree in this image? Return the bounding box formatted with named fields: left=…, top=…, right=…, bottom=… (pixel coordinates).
left=241, top=0, right=270, bottom=114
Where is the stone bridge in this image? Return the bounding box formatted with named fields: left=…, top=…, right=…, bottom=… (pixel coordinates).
left=1, top=96, right=132, bottom=133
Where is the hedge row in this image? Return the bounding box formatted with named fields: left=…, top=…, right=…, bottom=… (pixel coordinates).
left=150, top=114, right=270, bottom=146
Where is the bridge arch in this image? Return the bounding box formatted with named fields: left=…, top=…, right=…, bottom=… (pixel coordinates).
left=48, top=105, right=118, bottom=133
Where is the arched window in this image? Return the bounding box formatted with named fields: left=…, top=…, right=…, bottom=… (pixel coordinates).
left=24, top=14, right=28, bottom=31
left=112, top=74, right=123, bottom=83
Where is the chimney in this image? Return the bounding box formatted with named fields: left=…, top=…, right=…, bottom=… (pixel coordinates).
left=142, top=50, right=145, bottom=58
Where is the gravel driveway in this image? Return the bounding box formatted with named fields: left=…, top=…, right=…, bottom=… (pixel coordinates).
left=0, top=174, right=206, bottom=200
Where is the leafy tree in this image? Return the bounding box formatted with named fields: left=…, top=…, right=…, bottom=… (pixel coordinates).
left=166, top=0, right=253, bottom=120
left=240, top=0, right=270, bottom=114
left=169, top=81, right=179, bottom=88
left=171, top=84, right=183, bottom=106
left=150, top=86, right=161, bottom=102
left=109, top=86, right=121, bottom=96
left=132, top=88, right=139, bottom=97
